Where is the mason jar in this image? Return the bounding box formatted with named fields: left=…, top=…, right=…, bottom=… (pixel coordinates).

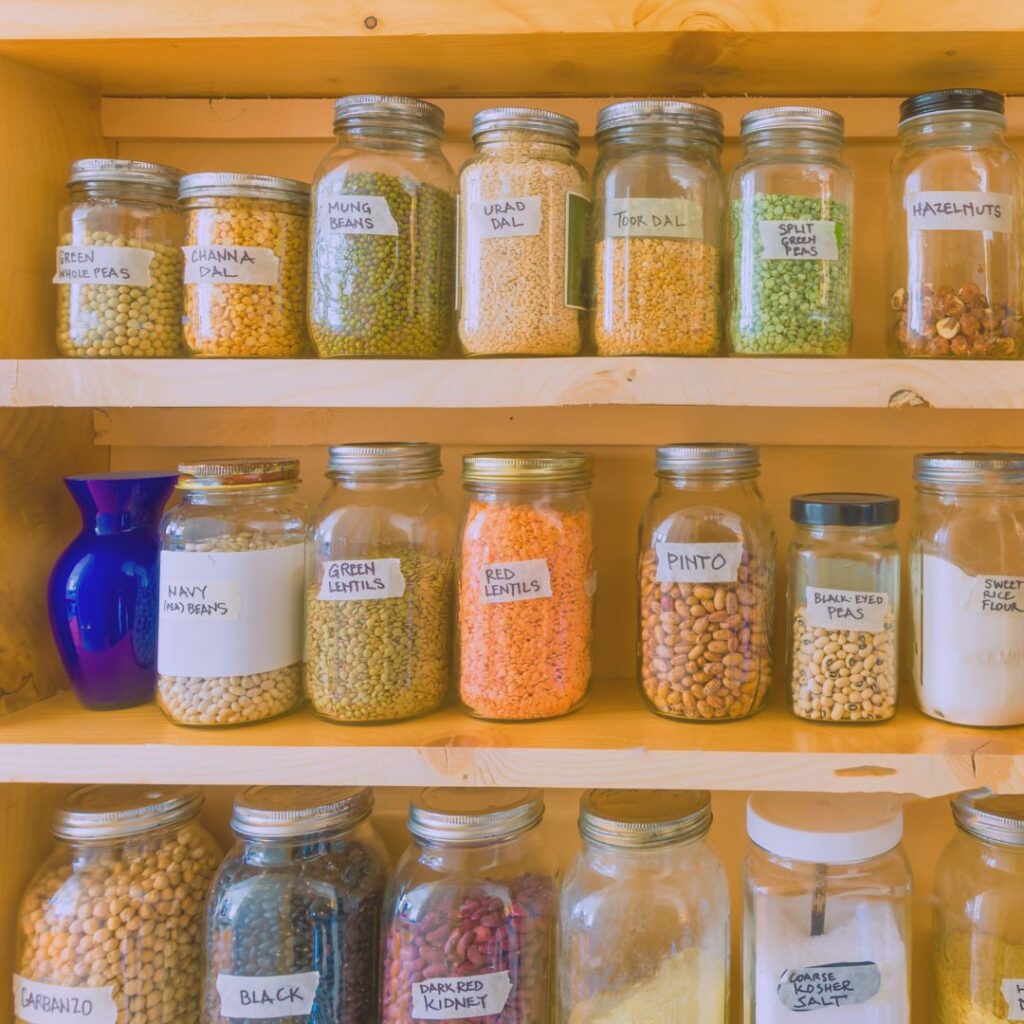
left=458, top=451, right=595, bottom=720
left=728, top=107, right=853, bottom=356
left=381, top=788, right=558, bottom=1024
left=639, top=444, right=775, bottom=721
left=14, top=785, right=220, bottom=1024
left=309, top=95, right=456, bottom=357
left=788, top=493, right=900, bottom=723
left=305, top=443, right=455, bottom=723
left=557, top=790, right=729, bottom=1023
left=911, top=452, right=1024, bottom=726
left=157, top=459, right=306, bottom=727
left=54, top=158, right=184, bottom=357
left=889, top=89, right=1023, bottom=358
left=203, top=786, right=389, bottom=1024
left=592, top=100, right=724, bottom=356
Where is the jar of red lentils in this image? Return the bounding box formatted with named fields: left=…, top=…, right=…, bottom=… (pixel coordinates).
left=458, top=451, right=595, bottom=720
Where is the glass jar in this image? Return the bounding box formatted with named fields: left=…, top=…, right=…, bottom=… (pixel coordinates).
left=458, top=107, right=589, bottom=356
left=305, top=443, right=455, bottom=723
left=744, top=793, right=912, bottom=1024
left=728, top=107, right=853, bottom=356
left=933, top=790, right=1024, bottom=1023
left=638, top=444, right=775, bottom=721
left=557, top=789, right=729, bottom=1023
left=54, top=158, right=184, bottom=357
left=308, top=95, right=456, bottom=357
left=458, top=451, right=595, bottom=720
left=180, top=173, right=310, bottom=357
left=157, top=459, right=306, bottom=726
left=14, top=785, right=220, bottom=1024
left=381, top=788, right=558, bottom=1024
left=889, top=89, right=1023, bottom=359
left=788, top=493, right=900, bottom=723
left=911, top=452, right=1024, bottom=726
left=203, top=786, right=389, bottom=1024
left=592, top=100, right=724, bottom=356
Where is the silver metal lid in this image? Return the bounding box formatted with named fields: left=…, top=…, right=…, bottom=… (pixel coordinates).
left=333, top=94, right=444, bottom=137
left=914, top=451, right=1024, bottom=486
left=409, top=788, right=544, bottom=845
left=596, top=100, right=724, bottom=146
left=463, top=450, right=593, bottom=485
left=740, top=106, right=844, bottom=144
left=67, top=158, right=183, bottom=195
left=952, top=789, right=1024, bottom=847
left=656, top=443, right=760, bottom=477
left=179, top=172, right=310, bottom=204
left=327, top=442, right=441, bottom=480
left=580, top=790, right=712, bottom=849
left=54, top=785, right=204, bottom=841
left=471, top=107, right=579, bottom=147
left=177, top=458, right=299, bottom=490
left=232, top=786, right=373, bottom=840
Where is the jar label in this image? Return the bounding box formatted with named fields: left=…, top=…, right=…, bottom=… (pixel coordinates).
left=317, top=558, right=407, bottom=601
left=52, top=245, right=154, bottom=286
left=605, top=198, right=703, bottom=240
left=565, top=191, right=591, bottom=309
left=776, top=962, right=882, bottom=1011
left=758, top=220, right=839, bottom=260
left=805, top=588, right=890, bottom=633
left=907, top=190, right=1014, bottom=233
left=469, top=196, right=542, bottom=238
left=158, top=544, right=304, bottom=677
left=13, top=976, right=117, bottom=1024
left=216, top=971, right=321, bottom=1019
left=411, top=971, right=513, bottom=1020
left=323, top=195, right=399, bottom=235
left=1000, top=979, right=1024, bottom=1020
left=655, top=542, right=743, bottom=584
left=182, top=245, right=280, bottom=285
left=480, top=558, right=553, bottom=603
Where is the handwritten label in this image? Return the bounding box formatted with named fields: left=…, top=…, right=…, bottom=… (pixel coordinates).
left=324, top=195, right=399, bottom=235
left=216, top=971, right=320, bottom=1019
left=969, top=574, right=1024, bottom=615
left=160, top=579, right=240, bottom=621
left=758, top=221, right=839, bottom=260
left=317, top=558, right=406, bottom=601
left=182, top=245, right=279, bottom=285
left=13, top=977, right=117, bottom=1024
left=605, top=198, right=702, bottom=240
left=907, top=190, right=1013, bottom=233
left=1001, top=978, right=1024, bottom=1020
left=411, top=972, right=513, bottom=1020
left=480, top=559, right=552, bottom=603
left=470, top=196, right=542, bottom=238
left=805, top=588, right=890, bottom=633
left=53, top=245, right=154, bottom=286
left=655, top=542, right=743, bottom=585
left=776, top=962, right=881, bottom=1011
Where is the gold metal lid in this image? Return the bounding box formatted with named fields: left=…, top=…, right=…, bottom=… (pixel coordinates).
left=176, top=458, right=300, bottom=490
left=327, top=442, right=441, bottom=479
left=179, top=172, right=310, bottom=204
left=409, top=788, right=544, bottom=845
left=580, top=790, right=712, bottom=849
left=462, top=450, right=593, bottom=485
left=54, top=785, right=204, bottom=841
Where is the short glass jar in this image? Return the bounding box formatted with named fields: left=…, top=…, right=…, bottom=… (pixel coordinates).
left=180, top=173, right=310, bottom=357
left=592, top=100, right=724, bottom=356
left=14, top=785, right=220, bottom=1024
left=889, top=89, right=1023, bottom=359
left=203, top=786, right=389, bottom=1024
left=557, top=789, right=729, bottom=1023
left=728, top=107, right=853, bottom=356
left=788, top=493, right=900, bottom=724
left=305, top=443, right=455, bottom=723
left=458, top=451, right=595, bottom=720
left=54, top=158, right=184, bottom=358
left=638, top=444, right=775, bottom=721
left=744, top=793, right=912, bottom=1024
left=459, top=107, right=589, bottom=356
left=157, top=459, right=306, bottom=727
left=911, top=452, right=1024, bottom=726
left=381, top=788, right=558, bottom=1024
left=308, top=95, right=456, bottom=357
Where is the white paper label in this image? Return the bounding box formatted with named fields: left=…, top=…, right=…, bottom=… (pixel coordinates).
left=157, top=545, right=304, bottom=678
left=1001, top=978, right=1024, bottom=1020
left=805, top=588, right=890, bottom=633
left=215, top=972, right=320, bottom=1019
left=317, top=558, right=406, bottom=601
left=605, top=198, right=703, bottom=239
left=776, top=962, right=882, bottom=1011
left=324, top=195, right=399, bottom=235
left=53, top=245, right=154, bottom=286
left=13, top=977, right=117, bottom=1024
left=480, top=559, right=552, bottom=603
left=470, top=196, right=542, bottom=238
left=969, top=573, right=1024, bottom=615
left=655, top=542, right=742, bottom=584
left=758, top=220, right=839, bottom=260
left=182, top=246, right=280, bottom=285
left=908, top=190, right=1014, bottom=233
left=411, top=972, right=513, bottom=1020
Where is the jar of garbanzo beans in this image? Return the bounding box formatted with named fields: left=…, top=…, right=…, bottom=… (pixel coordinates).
left=179, top=173, right=311, bottom=357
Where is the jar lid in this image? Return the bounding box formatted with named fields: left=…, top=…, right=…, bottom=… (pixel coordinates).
left=596, top=100, right=724, bottom=145
left=67, top=158, right=183, bottom=196
left=740, top=106, right=844, bottom=143
left=471, top=107, right=579, bottom=146
left=232, top=786, right=373, bottom=840
left=462, top=450, right=593, bottom=485
left=409, top=788, right=544, bottom=845
left=333, top=94, right=444, bottom=137
left=177, top=458, right=300, bottom=490
left=747, top=793, right=903, bottom=864
left=900, top=88, right=1005, bottom=125
left=54, top=785, right=204, bottom=841
left=580, top=789, right=712, bottom=849
left=327, top=442, right=442, bottom=480
left=655, top=443, right=759, bottom=477
left=179, top=172, right=310, bottom=204
left=790, top=492, right=899, bottom=527
left=914, top=451, right=1024, bottom=486
left=952, top=789, right=1024, bottom=847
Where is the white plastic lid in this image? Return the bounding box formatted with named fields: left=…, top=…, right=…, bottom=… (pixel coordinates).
left=747, top=793, right=903, bottom=864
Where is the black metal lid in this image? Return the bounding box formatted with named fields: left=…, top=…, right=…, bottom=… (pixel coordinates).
left=899, top=88, right=1004, bottom=125
left=791, top=492, right=900, bottom=527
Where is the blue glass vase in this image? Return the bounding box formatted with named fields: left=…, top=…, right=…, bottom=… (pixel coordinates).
left=48, top=472, right=177, bottom=710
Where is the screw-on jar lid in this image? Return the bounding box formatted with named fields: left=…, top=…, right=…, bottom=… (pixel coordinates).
left=177, top=458, right=300, bottom=490
left=900, top=88, right=1005, bottom=125
left=232, top=786, right=373, bottom=840
left=327, top=442, right=442, bottom=480
left=747, top=793, right=904, bottom=864
left=740, top=106, right=844, bottom=144
left=462, top=450, right=593, bottom=485
left=54, top=785, right=205, bottom=841
left=790, top=492, right=899, bottom=527
left=952, top=789, right=1024, bottom=847
left=596, top=100, right=724, bottom=146
left=580, top=790, right=712, bottom=849
left=67, top=158, right=183, bottom=196
left=409, top=788, right=544, bottom=845
left=655, top=443, right=760, bottom=477
left=471, top=107, right=579, bottom=147
left=179, top=172, right=310, bottom=204
left=333, top=94, right=444, bottom=137
left=914, top=451, right=1024, bottom=486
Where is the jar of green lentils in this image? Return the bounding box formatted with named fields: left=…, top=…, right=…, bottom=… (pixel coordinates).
left=309, top=95, right=457, bottom=357
left=727, top=107, right=853, bottom=356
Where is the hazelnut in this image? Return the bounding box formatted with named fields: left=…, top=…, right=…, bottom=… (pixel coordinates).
left=936, top=317, right=961, bottom=339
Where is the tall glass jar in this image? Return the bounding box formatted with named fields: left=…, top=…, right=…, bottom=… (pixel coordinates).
left=305, top=443, right=455, bottom=723
left=203, top=786, right=389, bottom=1024
left=308, top=95, right=456, bottom=357
left=157, top=459, right=306, bottom=726
left=728, top=107, right=853, bottom=356
left=639, top=444, right=775, bottom=721
left=54, top=158, right=184, bottom=357
left=934, top=790, right=1024, bottom=1023
left=14, top=785, right=220, bottom=1024
left=180, top=173, right=310, bottom=357
left=788, top=493, right=900, bottom=723
left=592, top=100, right=724, bottom=356
left=458, top=451, right=595, bottom=720
left=381, top=788, right=558, bottom=1024
left=911, top=452, right=1024, bottom=726
left=557, top=789, right=729, bottom=1023
left=744, top=793, right=912, bottom=1024
left=889, top=89, right=1023, bottom=359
